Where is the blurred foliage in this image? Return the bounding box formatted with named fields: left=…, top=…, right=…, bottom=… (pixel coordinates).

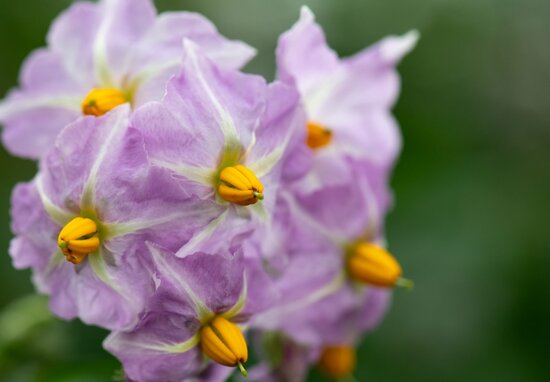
left=0, top=0, right=548, bottom=381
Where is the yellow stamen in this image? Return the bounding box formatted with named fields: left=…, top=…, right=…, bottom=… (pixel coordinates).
left=200, top=316, right=248, bottom=376
left=306, top=121, right=332, bottom=149
left=82, top=88, right=127, bottom=116
left=318, top=345, right=356, bottom=378
left=347, top=242, right=412, bottom=288
left=218, top=165, right=264, bottom=206
left=57, top=217, right=100, bottom=264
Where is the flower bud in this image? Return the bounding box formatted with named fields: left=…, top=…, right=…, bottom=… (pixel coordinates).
left=347, top=242, right=412, bottom=288
left=57, top=217, right=100, bottom=264
left=306, top=121, right=332, bottom=149
left=318, top=345, right=356, bottom=378
left=200, top=316, right=248, bottom=376
left=218, top=165, right=264, bottom=206
left=82, top=88, right=127, bottom=116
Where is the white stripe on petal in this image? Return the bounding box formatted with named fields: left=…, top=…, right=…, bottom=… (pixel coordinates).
left=107, top=332, right=200, bottom=355
left=357, top=171, right=381, bottom=242
left=184, top=40, right=241, bottom=153
left=303, top=67, right=346, bottom=119
left=247, top=146, right=285, bottom=178
left=174, top=209, right=229, bottom=258
left=128, top=58, right=182, bottom=90
left=105, top=203, right=221, bottom=239
left=88, top=248, right=132, bottom=302
left=43, top=252, right=65, bottom=279
left=221, top=272, right=248, bottom=319
left=35, top=176, right=74, bottom=226
left=148, top=243, right=211, bottom=318
left=93, top=6, right=115, bottom=87
left=281, top=191, right=347, bottom=246
left=248, top=201, right=269, bottom=223
left=0, top=96, right=81, bottom=120
left=151, top=159, right=214, bottom=187
left=246, top=102, right=300, bottom=178
left=80, top=107, right=128, bottom=210
left=143, top=333, right=201, bottom=353
left=251, top=271, right=346, bottom=326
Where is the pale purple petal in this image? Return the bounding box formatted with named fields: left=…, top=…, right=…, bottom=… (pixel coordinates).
left=12, top=106, right=220, bottom=330
left=195, top=364, right=236, bottom=382
left=94, top=0, right=156, bottom=84
left=246, top=81, right=304, bottom=169
left=276, top=7, right=339, bottom=93
left=104, top=310, right=203, bottom=382
left=358, top=287, right=392, bottom=333
left=137, top=40, right=266, bottom=174
left=162, top=251, right=245, bottom=314
left=130, top=11, right=256, bottom=105
left=276, top=5, right=416, bottom=183
left=33, top=242, right=155, bottom=329
left=278, top=287, right=359, bottom=348
left=46, top=1, right=100, bottom=83
left=1, top=0, right=257, bottom=160
left=0, top=49, right=83, bottom=159
left=9, top=182, right=57, bottom=269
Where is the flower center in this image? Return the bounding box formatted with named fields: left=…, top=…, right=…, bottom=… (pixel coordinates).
left=57, top=217, right=100, bottom=264
left=346, top=242, right=413, bottom=288
left=200, top=316, right=248, bottom=376
left=318, top=345, right=356, bottom=378
left=218, top=165, right=264, bottom=206
left=81, top=88, right=127, bottom=116
left=306, top=121, right=332, bottom=149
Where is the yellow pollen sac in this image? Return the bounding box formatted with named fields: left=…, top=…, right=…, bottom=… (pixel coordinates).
left=81, top=88, right=127, bottom=116
left=218, top=165, right=264, bottom=206
left=318, top=345, right=356, bottom=379
left=306, top=121, right=332, bottom=149
left=200, top=316, right=249, bottom=376
left=347, top=242, right=413, bottom=288
left=57, top=217, right=100, bottom=265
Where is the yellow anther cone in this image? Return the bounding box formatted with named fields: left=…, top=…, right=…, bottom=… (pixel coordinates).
left=306, top=121, right=332, bottom=149
left=200, top=316, right=248, bottom=376
left=58, top=217, right=100, bottom=264
left=218, top=165, right=264, bottom=206
left=318, top=345, right=356, bottom=379
left=82, top=88, right=127, bottom=116
left=347, top=243, right=411, bottom=288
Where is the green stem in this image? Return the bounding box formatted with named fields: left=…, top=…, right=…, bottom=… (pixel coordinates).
left=396, top=277, right=414, bottom=289
left=237, top=361, right=248, bottom=377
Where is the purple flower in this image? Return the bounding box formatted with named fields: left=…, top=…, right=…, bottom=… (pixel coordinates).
left=249, top=221, right=391, bottom=350
left=130, top=40, right=306, bottom=257
left=241, top=7, right=416, bottom=356
left=104, top=245, right=275, bottom=382
left=9, top=106, right=220, bottom=330
left=0, top=0, right=255, bottom=159
left=275, top=6, right=418, bottom=238
left=277, top=7, right=417, bottom=184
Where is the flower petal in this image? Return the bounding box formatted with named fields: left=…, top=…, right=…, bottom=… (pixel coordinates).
left=47, top=1, right=101, bottom=85
left=246, top=81, right=305, bottom=179
left=104, top=311, right=203, bottom=382
left=152, top=245, right=247, bottom=318
left=0, top=49, right=84, bottom=159
left=136, top=41, right=266, bottom=179
left=129, top=11, right=256, bottom=106
left=276, top=6, right=339, bottom=94
left=92, top=0, right=156, bottom=86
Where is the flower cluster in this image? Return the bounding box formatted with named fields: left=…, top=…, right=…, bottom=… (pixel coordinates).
left=1, top=1, right=417, bottom=381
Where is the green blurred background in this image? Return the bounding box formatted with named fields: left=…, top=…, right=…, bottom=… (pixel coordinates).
left=0, top=0, right=549, bottom=381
